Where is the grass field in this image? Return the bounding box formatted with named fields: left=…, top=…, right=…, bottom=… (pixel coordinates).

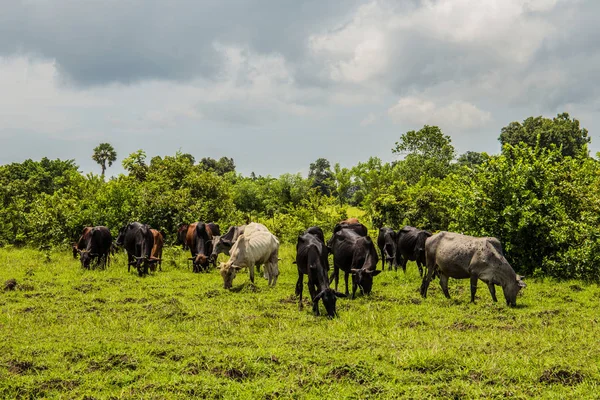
left=1, top=244, right=599, bottom=399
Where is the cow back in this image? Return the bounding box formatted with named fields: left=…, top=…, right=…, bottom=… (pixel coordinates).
left=229, top=230, right=279, bottom=268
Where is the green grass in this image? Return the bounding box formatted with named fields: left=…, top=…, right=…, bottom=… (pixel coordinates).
left=1, top=245, right=599, bottom=399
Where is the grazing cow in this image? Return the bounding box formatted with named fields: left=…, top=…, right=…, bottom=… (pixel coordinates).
left=377, top=227, right=397, bottom=271
left=176, top=224, right=189, bottom=250
left=149, top=229, right=164, bottom=272
left=296, top=227, right=346, bottom=317
left=396, top=226, right=432, bottom=277
left=210, top=225, right=246, bottom=261
left=185, top=221, right=218, bottom=272
left=327, top=220, right=368, bottom=248
left=329, top=227, right=380, bottom=299
left=115, top=222, right=155, bottom=276
left=77, top=226, right=112, bottom=270
left=219, top=228, right=280, bottom=289
left=72, top=226, right=93, bottom=259
left=420, top=231, right=526, bottom=307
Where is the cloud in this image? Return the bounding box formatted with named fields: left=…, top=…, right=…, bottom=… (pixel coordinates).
left=388, top=97, right=492, bottom=131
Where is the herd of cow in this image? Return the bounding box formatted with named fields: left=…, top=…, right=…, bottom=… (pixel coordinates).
left=72, top=218, right=527, bottom=318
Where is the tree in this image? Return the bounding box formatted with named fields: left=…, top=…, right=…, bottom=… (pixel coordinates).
left=122, top=150, right=148, bottom=181
left=499, top=112, right=589, bottom=158
left=92, top=143, right=117, bottom=177
left=308, top=158, right=333, bottom=196
left=198, top=157, right=236, bottom=175
left=457, top=151, right=489, bottom=168
left=393, top=125, right=455, bottom=184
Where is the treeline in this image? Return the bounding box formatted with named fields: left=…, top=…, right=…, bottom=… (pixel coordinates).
left=1, top=112, right=599, bottom=280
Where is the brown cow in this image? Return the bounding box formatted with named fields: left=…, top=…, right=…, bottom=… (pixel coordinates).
left=149, top=229, right=164, bottom=271
left=185, top=222, right=219, bottom=272
left=72, top=226, right=93, bottom=259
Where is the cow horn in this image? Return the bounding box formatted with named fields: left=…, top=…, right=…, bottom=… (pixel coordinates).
left=188, top=257, right=195, bottom=261
left=313, top=290, right=325, bottom=302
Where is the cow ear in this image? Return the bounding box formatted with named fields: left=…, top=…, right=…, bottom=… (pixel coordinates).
left=292, top=260, right=297, bottom=264
left=334, top=291, right=347, bottom=298
left=350, top=268, right=361, bottom=275
left=232, top=264, right=244, bottom=271
left=369, top=270, right=382, bottom=276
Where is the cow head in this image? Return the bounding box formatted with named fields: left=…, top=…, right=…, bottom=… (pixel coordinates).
left=350, top=268, right=382, bottom=295
left=79, top=250, right=98, bottom=269
left=504, top=275, right=527, bottom=307
left=219, top=262, right=243, bottom=289
left=115, top=225, right=128, bottom=246
left=314, top=288, right=346, bottom=318
left=188, top=254, right=209, bottom=272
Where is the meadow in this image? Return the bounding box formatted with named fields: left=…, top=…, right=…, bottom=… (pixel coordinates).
left=1, top=245, right=599, bottom=399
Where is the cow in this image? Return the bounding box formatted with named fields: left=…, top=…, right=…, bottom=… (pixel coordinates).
left=210, top=223, right=269, bottom=275
left=72, top=226, right=93, bottom=259
left=377, top=227, right=397, bottom=271
left=219, top=228, right=280, bottom=289
left=149, top=229, right=164, bottom=272
left=185, top=221, right=219, bottom=272
left=396, top=226, right=432, bottom=277
left=176, top=224, right=189, bottom=250
left=329, top=227, right=380, bottom=299
left=420, top=231, right=527, bottom=307
left=77, top=226, right=112, bottom=270
left=295, top=227, right=346, bottom=318
left=115, top=222, right=155, bottom=276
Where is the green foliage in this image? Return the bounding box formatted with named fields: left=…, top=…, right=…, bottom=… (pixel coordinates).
left=499, top=112, right=590, bottom=157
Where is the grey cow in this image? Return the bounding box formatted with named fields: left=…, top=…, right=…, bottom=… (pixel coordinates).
left=420, top=231, right=526, bottom=306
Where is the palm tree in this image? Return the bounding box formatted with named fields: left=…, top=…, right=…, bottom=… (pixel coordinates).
left=92, top=143, right=117, bottom=177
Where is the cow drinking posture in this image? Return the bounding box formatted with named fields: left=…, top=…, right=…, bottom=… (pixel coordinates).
left=295, top=227, right=346, bottom=318
left=115, top=222, right=155, bottom=276
left=420, top=231, right=526, bottom=307
left=185, top=222, right=219, bottom=272
left=329, top=227, right=380, bottom=299
left=77, top=226, right=112, bottom=270
left=219, top=228, right=280, bottom=289
left=149, top=229, right=164, bottom=272
left=377, top=227, right=397, bottom=271
left=396, top=226, right=432, bottom=277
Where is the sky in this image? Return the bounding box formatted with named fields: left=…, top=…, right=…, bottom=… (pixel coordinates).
left=1, top=0, right=599, bottom=176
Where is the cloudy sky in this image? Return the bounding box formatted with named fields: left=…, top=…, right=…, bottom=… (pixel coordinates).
left=1, top=0, right=598, bottom=176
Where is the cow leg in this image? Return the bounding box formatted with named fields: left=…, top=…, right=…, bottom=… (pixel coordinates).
left=127, top=254, right=134, bottom=273
left=344, top=271, right=350, bottom=297
left=330, top=265, right=339, bottom=292
left=416, top=260, right=424, bottom=278
left=439, top=274, right=451, bottom=299
left=296, top=272, right=304, bottom=310
left=351, top=275, right=358, bottom=300
left=401, top=257, right=408, bottom=273
left=420, top=265, right=436, bottom=298
left=487, top=282, right=498, bottom=302
left=249, top=264, right=255, bottom=284
left=307, top=280, right=319, bottom=316
left=380, top=249, right=386, bottom=271
left=470, top=275, right=478, bottom=303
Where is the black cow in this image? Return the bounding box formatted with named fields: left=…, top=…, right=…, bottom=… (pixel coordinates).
left=77, top=226, right=112, bottom=270
left=186, top=221, right=218, bottom=272
left=377, top=227, right=397, bottom=271
left=396, top=226, right=432, bottom=277
left=115, top=222, right=155, bottom=276
left=295, top=227, right=346, bottom=318
left=176, top=224, right=189, bottom=250
left=329, top=227, right=380, bottom=299
left=327, top=222, right=368, bottom=248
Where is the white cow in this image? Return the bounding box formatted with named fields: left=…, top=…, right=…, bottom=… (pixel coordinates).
left=219, top=227, right=280, bottom=289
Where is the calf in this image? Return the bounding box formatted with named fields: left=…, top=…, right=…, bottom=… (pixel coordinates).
left=421, top=231, right=526, bottom=306
left=295, top=227, right=346, bottom=317
left=329, top=227, right=380, bottom=299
